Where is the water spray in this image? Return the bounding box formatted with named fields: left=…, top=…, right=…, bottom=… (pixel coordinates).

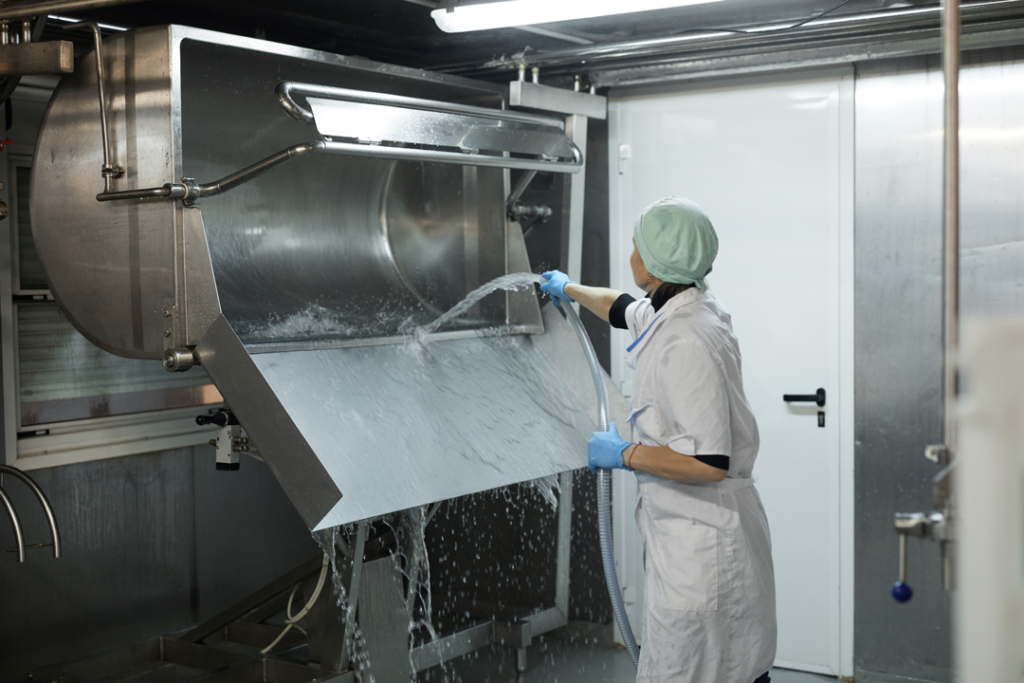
left=415, top=272, right=641, bottom=669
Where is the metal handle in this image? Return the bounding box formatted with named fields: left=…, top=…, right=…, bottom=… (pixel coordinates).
left=0, top=486, right=25, bottom=563
left=276, top=80, right=565, bottom=129
left=892, top=534, right=912, bottom=602
left=783, top=388, right=825, bottom=407
left=0, top=465, right=61, bottom=559
left=98, top=136, right=582, bottom=204
left=320, top=139, right=582, bottom=172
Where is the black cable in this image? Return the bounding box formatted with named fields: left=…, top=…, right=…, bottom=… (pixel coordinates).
left=668, top=0, right=859, bottom=37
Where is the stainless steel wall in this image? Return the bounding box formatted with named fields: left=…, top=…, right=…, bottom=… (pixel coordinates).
left=855, top=47, right=1024, bottom=682
left=0, top=447, right=317, bottom=679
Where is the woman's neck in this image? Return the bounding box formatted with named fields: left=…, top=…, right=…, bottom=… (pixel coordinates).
left=648, top=282, right=696, bottom=312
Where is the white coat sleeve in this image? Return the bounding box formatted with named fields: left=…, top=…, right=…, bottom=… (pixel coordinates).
left=624, top=298, right=656, bottom=340
left=657, top=338, right=733, bottom=457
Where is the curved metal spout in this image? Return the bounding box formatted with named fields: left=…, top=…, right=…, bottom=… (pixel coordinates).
left=0, top=486, right=25, bottom=563
left=0, top=465, right=61, bottom=559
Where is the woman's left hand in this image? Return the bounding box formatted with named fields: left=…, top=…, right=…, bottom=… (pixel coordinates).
left=588, top=423, right=633, bottom=472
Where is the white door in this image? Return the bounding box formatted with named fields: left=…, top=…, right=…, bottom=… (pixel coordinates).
left=608, top=70, right=854, bottom=677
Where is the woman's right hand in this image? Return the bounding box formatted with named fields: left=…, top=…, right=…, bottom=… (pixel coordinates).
left=540, top=270, right=575, bottom=306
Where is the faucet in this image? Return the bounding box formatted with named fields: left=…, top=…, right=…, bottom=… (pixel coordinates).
left=0, top=465, right=62, bottom=563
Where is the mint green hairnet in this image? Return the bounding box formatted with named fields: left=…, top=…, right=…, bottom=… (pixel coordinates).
left=633, top=196, right=718, bottom=291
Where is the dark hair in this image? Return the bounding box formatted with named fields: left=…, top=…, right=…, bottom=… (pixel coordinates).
left=649, top=281, right=695, bottom=312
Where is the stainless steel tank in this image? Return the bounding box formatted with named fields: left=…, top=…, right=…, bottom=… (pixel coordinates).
left=30, top=26, right=595, bottom=529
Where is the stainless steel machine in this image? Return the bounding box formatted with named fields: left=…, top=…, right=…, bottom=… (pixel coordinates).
left=30, top=24, right=603, bottom=530
left=27, top=24, right=609, bottom=681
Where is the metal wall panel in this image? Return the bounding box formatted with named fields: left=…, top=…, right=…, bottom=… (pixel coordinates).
left=0, top=444, right=322, bottom=680
left=855, top=48, right=1024, bottom=682
left=191, top=449, right=318, bottom=622
left=0, top=450, right=195, bottom=679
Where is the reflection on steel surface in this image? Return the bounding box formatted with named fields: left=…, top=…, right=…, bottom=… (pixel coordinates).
left=20, top=384, right=222, bottom=426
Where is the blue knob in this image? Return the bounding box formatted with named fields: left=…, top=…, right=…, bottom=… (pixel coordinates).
left=892, top=581, right=913, bottom=603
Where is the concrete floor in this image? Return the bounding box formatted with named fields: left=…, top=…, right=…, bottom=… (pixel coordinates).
left=418, top=641, right=837, bottom=683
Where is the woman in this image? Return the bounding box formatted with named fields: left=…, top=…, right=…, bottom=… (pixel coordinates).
left=541, top=196, right=776, bottom=683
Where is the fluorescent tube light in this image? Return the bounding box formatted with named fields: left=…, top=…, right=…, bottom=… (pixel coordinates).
left=432, top=0, right=726, bottom=33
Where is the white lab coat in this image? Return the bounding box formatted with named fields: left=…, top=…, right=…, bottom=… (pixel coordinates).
left=624, top=288, right=776, bottom=683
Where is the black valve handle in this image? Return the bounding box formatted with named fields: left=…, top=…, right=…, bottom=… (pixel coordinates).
left=196, top=410, right=238, bottom=427
left=783, top=388, right=826, bottom=407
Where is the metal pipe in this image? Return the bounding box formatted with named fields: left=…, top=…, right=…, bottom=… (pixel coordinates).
left=64, top=22, right=122, bottom=193
left=96, top=185, right=176, bottom=201
left=0, top=486, right=25, bottom=563
left=97, top=136, right=581, bottom=203
left=0, top=0, right=145, bottom=21
left=276, top=80, right=564, bottom=129
left=198, top=141, right=326, bottom=196
left=506, top=170, right=538, bottom=216
left=97, top=142, right=325, bottom=202
left=20, top=18, right=31, bottom=43
left=897, top=533, right=907, bottom=584
left=0, top=20, right=9, bottom=45
left=0, top=465, right=61, bottom=559
left=942, top=0, right=960, bottom=455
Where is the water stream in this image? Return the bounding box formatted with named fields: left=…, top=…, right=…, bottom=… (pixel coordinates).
left=410, top=272, right=544, bottom=342
left=310, top=272, right=580, bottom=681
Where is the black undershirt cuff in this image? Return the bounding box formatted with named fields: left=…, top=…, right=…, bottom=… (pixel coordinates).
left=609, top=293, right=637, bottom=330
left=694, top=455, right=730, bottom=471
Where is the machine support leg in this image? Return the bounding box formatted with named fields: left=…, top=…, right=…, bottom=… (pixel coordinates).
left=309, top=522, right=368, bottom=673
left=555, top=470, right=574, bottom=620
left=517, top=646, right=529, bottom=673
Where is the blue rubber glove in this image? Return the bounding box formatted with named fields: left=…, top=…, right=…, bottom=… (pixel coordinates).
left=588, top=423, right=633, bottom=472
left=540, top=270, right=575, bottom=307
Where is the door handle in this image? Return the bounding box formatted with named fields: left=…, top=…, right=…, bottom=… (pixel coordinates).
left=783, top=388, right=826, bottom=407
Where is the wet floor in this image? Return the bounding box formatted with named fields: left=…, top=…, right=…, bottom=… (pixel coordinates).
left=418, top=641, right=837, bottom=683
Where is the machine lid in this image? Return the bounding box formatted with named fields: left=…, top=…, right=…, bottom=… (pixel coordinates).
left=197, top=313, right=592, bottom=530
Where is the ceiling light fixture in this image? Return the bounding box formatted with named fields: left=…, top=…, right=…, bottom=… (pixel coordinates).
left=431, top=0, right=727, bottom=33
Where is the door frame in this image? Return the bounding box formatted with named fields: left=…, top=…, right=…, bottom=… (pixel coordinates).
left=606, top=67, right=855, bottom=678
